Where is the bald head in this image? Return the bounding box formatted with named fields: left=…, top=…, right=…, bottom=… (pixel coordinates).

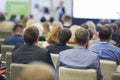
left=19, top=62, right=56, bottom=80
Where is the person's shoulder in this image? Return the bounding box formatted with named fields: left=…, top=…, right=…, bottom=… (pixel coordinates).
left=4, top=37, right=13, bottom=43
left=89, top=42, right=99, bottom=49
left=46, top=44, right=55, bottom=49
left=59, top=48, right=73, bottom=55
left=36, top=46, right=49, bottom=53
left=110, top=44, right=120, bottom=52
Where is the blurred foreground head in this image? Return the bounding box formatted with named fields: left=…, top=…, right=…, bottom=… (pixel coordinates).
left=19, top=62, right=56, bottom=80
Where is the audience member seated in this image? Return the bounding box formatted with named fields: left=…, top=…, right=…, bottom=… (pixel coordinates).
left=9, top=14, right=19, bottom=24
left=56, top=28, right=103, bottom=80
left=4, top=24, right=24, bottom=50
left=12, top=26, right=54, bottom=67
left=89, top=25, right=120, bottom=65
left=69, top=25, right=80, bottom=44
left=62, top=15, right=72, bottom=28
left=18, top=62, right=56, bottom=80
left=32, top=23, right=46, bottom=41
left=42, top=22, right=50, bottom=38
left=47, top=21, right=63, bottom=45
left=109, top=23, right=118, bottom=44
left=0, top=13, right=14, bottom=33
left=46, top=28, right=72, bottom=54
left=20, top=16, right=28, bottom=28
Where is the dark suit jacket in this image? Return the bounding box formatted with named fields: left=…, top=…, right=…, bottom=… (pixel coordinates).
left=46, top=42, right=72, bottom=54
left=12, top=44, right=54, bottom=67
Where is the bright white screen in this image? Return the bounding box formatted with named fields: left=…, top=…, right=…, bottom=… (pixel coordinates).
left=73, top=0, right=120, bottom=19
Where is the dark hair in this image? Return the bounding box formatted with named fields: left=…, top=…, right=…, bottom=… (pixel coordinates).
left=58, top=28, right=71, bottom=43
left=116, top=34, right=120, bottom=48
left=64, top=15, right=71, bottom=22
left=88, top=29, right=93, bottom=40
left=114, top=20, right=120, bottom=29
left=20, top=14, right=24, bottom=20
left=10, top=14, right=16, bottom=20
left=81, top=23, right=89, bottom=29
left=98, top=25, right=112, bottom=40
left=75, top=28, right=89, bottom=45
left=109, top=23, right=118, bottom=33
left=13, top=24, right=24, bottom=33
left=41, top=17, right=46, bottom=22
left=24, top=27, right=39, bottom=45
left=0, top=13, right=5, bottom=21
left=49, top=17, right=54, bottom=24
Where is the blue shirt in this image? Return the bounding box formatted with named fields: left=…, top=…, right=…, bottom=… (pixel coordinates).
left=56, top=46, right=103, bottom=80
left=89, top=41, right=120, bottom=65
left=4, top=34, right=24, bottom=50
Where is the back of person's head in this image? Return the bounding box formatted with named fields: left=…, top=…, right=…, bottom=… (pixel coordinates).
left=24, top=27, right=39, bottom=45
left=26, top=19, right=34, bottom=28
left=41, top=17, right=46, bottom=23
left=20, top=16, right=28, bottom=28
left=13, top=24, right=24, bottom=34
left=58, top=28, right=71, bottom=43
left=81, top=23, right=89, bottom=29
left=98, top=19, right=110, bottom=25
left=20, top=14, right=24, bottom=20
left=47, top=21, right=63, bottom=44
left=32, top=23, right=44, bottom=36
left=75, top=28, right=89, bottom=45
left=98, top=25, right=112, bottom=40
left=64, top=15, right=71, bottom=21
left=109, top=23, right=118, bottom=33
left=19, top=62, right=56, bottom=80
left=43, top=22, right=50, bottom=36
left=86, top=20, right=96, bottom=33
left=49, top=17, right=54, bottom=24
left=51, top=21, right=63, bottom=29
left=114, top=20, right=120, bottom=29
left=10, top=14, right=16, bottom=20
left=0, top=13, right=5, bottom=22
left=69, top=25, right=80, bottom=43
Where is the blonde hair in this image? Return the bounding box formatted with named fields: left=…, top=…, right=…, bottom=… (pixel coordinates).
left=47, top=21, right=63, bottom=44
left=86, top=21, right=96, bottom=33
left=20, top=16, right=28, bottom=28
left=19, top=62, right=56, bottom=80
left=26, top=19, right=34, bottom=28
left=69, top=25, right=80, bottom=43
left=42, top=22, right=50, bottom=37
left=32, top=23, right=44, bottom=36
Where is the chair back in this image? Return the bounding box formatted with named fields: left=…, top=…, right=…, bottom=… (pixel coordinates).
left=0, top=39, right=4, bottom=52
left=1, top=45, right=14, bottom=61
left=59, top=67, right=97, bottom=80
left=50, top=53, right=58, bottom=68
left=5, top=52, right=12, bottom=80
left=10, top=63, right=28, bottom=80
left=112, top=73, right=120, bottom=80
left=6, top=52, right=12, bottom=71
left=100, top=60, right=117, bottom=80
left=0, top=32, right=12, bottom=39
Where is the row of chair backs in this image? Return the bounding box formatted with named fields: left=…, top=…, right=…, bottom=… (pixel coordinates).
left=4, top=53, right=118, bottom=80
left=59, top=67, right=96, bottom=80
left=1, top=45, right=14, bottom=61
